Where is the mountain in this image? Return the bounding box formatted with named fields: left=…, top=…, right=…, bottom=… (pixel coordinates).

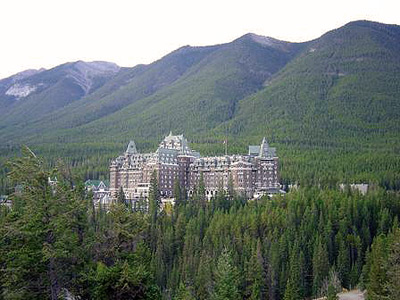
left=231, top=20, right=400, bottom=140
left=224, top=21, right=400, bottom=184
left=0, top=32, right=304, bottom=144
left=0, top=61, right=120, bottom=125
left=0, top=20, right=399, bottom=190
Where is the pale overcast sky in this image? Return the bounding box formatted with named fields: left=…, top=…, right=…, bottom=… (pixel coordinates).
left=0, top=0, right=399, bottom=79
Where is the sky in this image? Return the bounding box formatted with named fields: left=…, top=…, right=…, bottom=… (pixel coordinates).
left=0, top=0, right=399, bottom=79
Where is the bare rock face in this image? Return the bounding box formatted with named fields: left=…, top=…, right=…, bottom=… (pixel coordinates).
left=66, top=61, right=120, bottom=95
left=5, top=83, right=37, bottom=98
left=249, top=33, right=284, bottom=47
left=0, top=68, right=45, bottom=99
left=72, top=61, right=120, bottom=76
left=1, top=61, right=120, bottom=101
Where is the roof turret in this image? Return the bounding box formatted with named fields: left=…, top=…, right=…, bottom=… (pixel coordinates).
left=126, top=140, right=138, bottom=154
left=259, top=137, right=276, bottom=158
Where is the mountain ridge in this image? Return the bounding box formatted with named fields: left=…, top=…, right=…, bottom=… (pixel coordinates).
left=0, top=61, right=121, bottom=126
left=0, top=20, right=399, bottom=190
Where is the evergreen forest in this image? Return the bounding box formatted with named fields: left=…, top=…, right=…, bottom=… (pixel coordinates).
left=0, top=148, right=399, bottom=299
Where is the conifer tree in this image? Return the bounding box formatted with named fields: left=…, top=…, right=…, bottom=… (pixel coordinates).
left=336, top=235, right=350, bottom=288
left=137, top=192, right=147, bottom=212
left=196, top=172, right=206, bottom=210
left=1, top=146, right=90, bottom=299
left=195, top=250, right=213, bottom=300
left=326, top=283, right=339, bottom=300
left=365, top=235, right=389, bottom=299
left=149, top=170, right=161, bottom=251
left=313, top=236, right=329, bottom=296
left=117, top=185, right=126, bottom=205
left=175, top=283, right=196, bottom=300
left=174, top=179, right=183, bottom=207
left=284, top=243, right=303, bottom=300
left=386, top=228, right=400, bottom=300
left=212, top=248, right=240, bottom=300
left=246, top=240, right=266, bottom=300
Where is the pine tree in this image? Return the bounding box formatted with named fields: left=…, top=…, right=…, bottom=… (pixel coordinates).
left=336, top=235, right=350, bottom=288
left=175, top=282, right=196, bottom=300
left=149, top=170, right=161, bottom=225
left=174, top=179, right=183, bottom=207
left=137, top=192, right=147, bottom=213
left=216, top=183, right=231, bottom=212
left=149, top=170, right=161, bottom=251
left=313, top=236, right=329, bottom=297
left=246, top=240, right=266, bottom=300
left=117, top=185, right=126, bottom=205
left=366, top=235, right=389, bottom=299
left=196, top=172, right=206, bottom=210
left=1, top=146, right=90, bottom=299
left=284, top=243, right=303, bottom=300
left=326, top=283, right=339, bottom=300
left=212, top=248, right=240, bottom=300
left=195, top=250, right=213, bottom=300
left=386, top=228, right=400, bottom=300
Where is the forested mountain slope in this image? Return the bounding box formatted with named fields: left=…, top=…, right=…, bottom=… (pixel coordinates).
left=0, top=20, right=399, bottom=191
left=19, top=44, right=222, bottom=133
left=220, top=20, right=400, bottom=186
left=0, top=33, right=302, bottom=144
left=229, top=21, right=400, bottom=144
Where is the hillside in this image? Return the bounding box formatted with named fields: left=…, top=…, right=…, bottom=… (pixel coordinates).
left=0, top=61, right=120, bottom=126
left=0, top=34, right=302, bottom=143
left=225, top=21, right=400, bottom=185
left=0, top=20, right=399, bottom=191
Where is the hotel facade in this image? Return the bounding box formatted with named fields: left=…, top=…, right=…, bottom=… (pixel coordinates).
left=110, top=133, right=280, bottom=203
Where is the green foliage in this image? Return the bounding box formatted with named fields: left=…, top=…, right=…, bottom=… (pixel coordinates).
left=92, top=260, right=160, bottom=300
left=313, top=236, right=330, bottom=296
left=363, top=227, right=400, bottom=300
left=0, top=148, right=160, bottom=299
left=284, top=243, right=304, bottom=300
left=0, top=146, right=90, bottom=299
left=386, top=228, right=400, bottom=300
left=147, top=187, right=399, bottom=299
left=326, top=283, right=339, bottom=300
left=245, top=240, right=266, bottom=300
left=1, top=155, right=399, bottom=299
left=117, top=186, right=126, bottom=205
left=174, top=283, right=196, bottom=300
left=149, top=171, right=161, bottom=225
left=212, top=248, right=240, bottom=300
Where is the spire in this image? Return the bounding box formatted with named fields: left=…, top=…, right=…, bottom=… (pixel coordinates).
left=258, top=137, right=277, bottom=158
left=259, top=137, right=270, bottom=158
left=126, top=140, right=137, bottom=154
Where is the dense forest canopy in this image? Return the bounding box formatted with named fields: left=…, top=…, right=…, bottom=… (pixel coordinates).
left=0, top=148, right=399, bottom=299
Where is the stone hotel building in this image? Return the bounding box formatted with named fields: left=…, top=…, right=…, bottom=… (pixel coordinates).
left=110, top=133, right=280, bottom=202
